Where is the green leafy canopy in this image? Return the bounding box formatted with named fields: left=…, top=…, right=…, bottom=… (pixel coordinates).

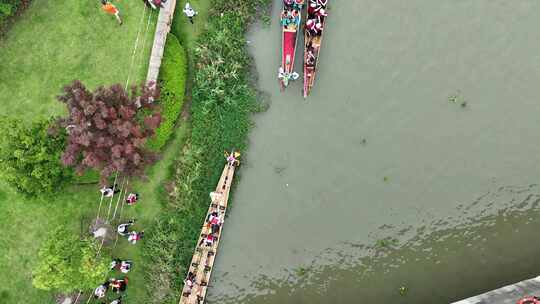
left=32, top=227, right=110, bottom=293
left=0, top=116, right=72, bottom=196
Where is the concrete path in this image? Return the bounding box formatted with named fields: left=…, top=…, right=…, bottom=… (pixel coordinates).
left=453, top=276, right=540, bottom=304
left=147, top=0, right=177, bottom=84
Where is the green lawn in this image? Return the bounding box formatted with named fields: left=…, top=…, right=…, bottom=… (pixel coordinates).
left=0, top=122, right=188, bottom=304
left=0, top=0, right=157, bottom=121
left=173, top=0, right=211, bottom=50
left=0, top=184, right=97, bottom=303
left=0, top=0, right=209, bottom=303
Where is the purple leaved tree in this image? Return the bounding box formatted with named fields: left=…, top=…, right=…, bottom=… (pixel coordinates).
left=57, top=80, right=161, bottom=184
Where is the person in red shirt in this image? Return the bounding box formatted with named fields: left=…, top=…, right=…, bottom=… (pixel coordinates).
left=126, top=192, right=139, bottom=205
left=306, top=18, right=322, bottom=36
left=128, top=231, right=144, bottom=244
left=101, top=0, right=122, bottom=25
left=110, top=277, right=128, bottom=293
left=199, top=233, right=216, bottom=247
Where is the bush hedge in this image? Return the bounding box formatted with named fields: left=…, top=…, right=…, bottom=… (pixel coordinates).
left=142, top=0, right=269, bottom=302
left=147, top=33, right=187, bottom=151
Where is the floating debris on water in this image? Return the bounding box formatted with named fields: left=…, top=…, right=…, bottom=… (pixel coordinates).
left=261, top=15, right=271, bottom=27
left=296, top=266, right=310, bottom=277
left=274, top=166, right=286, bottom=174
left=399, top=286, right=408, bottom=296
left=376, top=238, right=399, bottom=248
left=448, top=90, right=468, bottom=108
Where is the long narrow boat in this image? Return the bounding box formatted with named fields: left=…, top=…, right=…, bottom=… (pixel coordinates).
left=303, top=2, right=329, bottom=98
left=178, top=152, right=239, bottom=304
left=279, top=0, right=304, bottom=89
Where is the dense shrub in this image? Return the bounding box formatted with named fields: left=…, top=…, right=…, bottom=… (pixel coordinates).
left=142, top=205, right=203, bottom=303
left=180, top=0, right=271, bottom=207
left=32, top=227, right=110, bottom=293
left=142, top=0, right=270, bottom=301
left=148, top=33, right=187, bottom=150
left=0, top=116, right=72, bottom=196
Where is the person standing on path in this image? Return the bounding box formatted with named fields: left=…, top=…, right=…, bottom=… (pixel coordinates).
left=183, top=2, right=198, bottom=24
left=101, top=0, right=123, bottom=25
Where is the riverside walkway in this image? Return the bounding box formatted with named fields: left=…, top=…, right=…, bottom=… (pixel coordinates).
left=179, top=156, right=238, bottom=304
left=146, top=0, right=177, bottom=83
left=453, top=276, right=540, bottom=304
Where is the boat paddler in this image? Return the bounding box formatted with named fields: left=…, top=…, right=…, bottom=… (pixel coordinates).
left=225, top=151, right=241, bottom=166
left=306, top=48, right=316, bottom=67
left=308, top=0, right=326, bottom=15
left=199, top=233, right=216, bottom=247
left=184, top=271, right=197, bottom=294
left=315, top=8, right=327, bottom=18
left=293, top=0, right=304, bottom=9
left=310, top=0, right=327, bottom=7
left=306, top=18, right=322, bottom=35
left=207, top=212, right=222, bottom=234
left=206, top=211, right=222, bottom=228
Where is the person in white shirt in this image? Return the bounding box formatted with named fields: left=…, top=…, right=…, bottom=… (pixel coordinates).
left=183, top=2, right=198, bottom=24
left=110, top=296, right=123, bottom=304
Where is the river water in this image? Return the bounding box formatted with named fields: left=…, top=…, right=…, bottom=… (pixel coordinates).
left=207, top=1, right=540, bottom=303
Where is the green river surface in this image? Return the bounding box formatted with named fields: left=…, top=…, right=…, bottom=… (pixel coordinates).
left=207, top=1, right=540, bottom=303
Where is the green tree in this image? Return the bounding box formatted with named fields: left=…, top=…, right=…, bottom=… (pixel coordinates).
left=0, top=117, right=72, bottom=196
left=32, top=227, right=110, bottom=293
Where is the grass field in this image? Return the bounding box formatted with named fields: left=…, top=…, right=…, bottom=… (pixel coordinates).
left=173, top=0, right=211, bottom=50
left=0, top=0, right=157, bottom=120
left=0, top=0, right=211, bottom=303
left=0, top=122, right=188, bottom=303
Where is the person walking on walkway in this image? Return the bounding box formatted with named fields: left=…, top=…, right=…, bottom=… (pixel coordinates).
left=183, top=2, right=198, bottom=24
left=101, top=0, right=123, bottom=25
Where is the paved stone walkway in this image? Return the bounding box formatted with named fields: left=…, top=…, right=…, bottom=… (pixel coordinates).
left=453, top=276, right=540, bottom=304
left=146, top=0, right=177, bottom=84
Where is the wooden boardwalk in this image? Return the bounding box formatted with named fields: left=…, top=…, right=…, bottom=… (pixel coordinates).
left=178, top=159, right=237, bottom=304
left=453, top=276, right=540, bottom=304
left=146, top=0, right=177, bottom=84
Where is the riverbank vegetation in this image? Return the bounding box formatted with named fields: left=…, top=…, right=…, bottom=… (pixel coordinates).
left=141, top=0, right=270, bottom=302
